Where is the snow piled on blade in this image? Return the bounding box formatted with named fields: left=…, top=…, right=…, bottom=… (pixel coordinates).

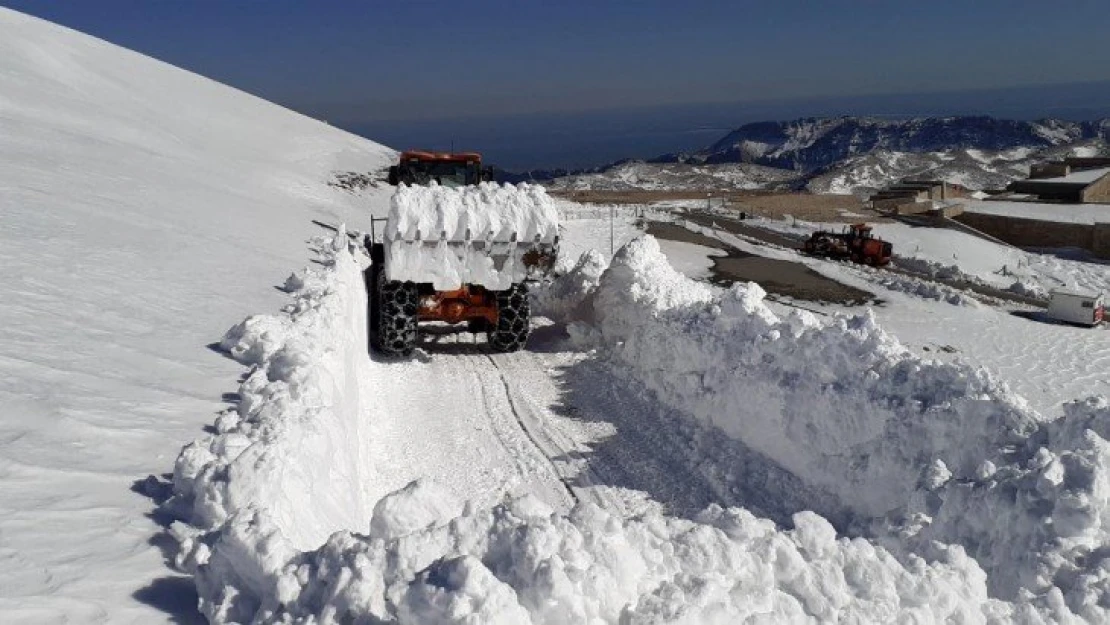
left=385, top=182, right=560, bottom=290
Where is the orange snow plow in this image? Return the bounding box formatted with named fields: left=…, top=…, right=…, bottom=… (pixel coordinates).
left=802, top=223, right=892, bottom=266
left=367, top=151, right=558, bottom=356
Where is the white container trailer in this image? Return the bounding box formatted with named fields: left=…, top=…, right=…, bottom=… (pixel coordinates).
left=1046, top=290, right=1105, bottom=326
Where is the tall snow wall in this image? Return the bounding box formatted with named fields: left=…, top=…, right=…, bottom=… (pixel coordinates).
left=565, top=235, right=1110, bottom=619
left=170, top=231, right=377, bottom=618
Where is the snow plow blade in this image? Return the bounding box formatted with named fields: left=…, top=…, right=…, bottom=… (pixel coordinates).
left=383, top=182, right=560, bottom=291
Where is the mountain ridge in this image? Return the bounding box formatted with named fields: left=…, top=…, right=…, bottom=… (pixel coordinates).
left=653, top=115, right=1110, bottom=170
left=537, top=115, right=1110, bottom=195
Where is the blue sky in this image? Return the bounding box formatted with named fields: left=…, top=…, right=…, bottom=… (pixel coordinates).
left=4, top=0, right=1109, bottom=124
left=5, top=1, right=1109, bottom=168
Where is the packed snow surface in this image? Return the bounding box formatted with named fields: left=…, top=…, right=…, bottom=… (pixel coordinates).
left=654, top=238, right=727, bottom=279
left=385, top=182, right=560, bottom=289
left=964, top=199, right=1110, bottom=225
left=0, top=7, right=393, bottom=622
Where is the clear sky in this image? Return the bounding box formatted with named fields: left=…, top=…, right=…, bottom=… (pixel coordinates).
left=4, top=0, right=1109, bottom=125
left=4, top=0, right=1109, bottom=168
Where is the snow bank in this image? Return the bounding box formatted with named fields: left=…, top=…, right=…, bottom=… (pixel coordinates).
left=169, top=231, right=378, bottom=619
left=385, top=182, right=560, bottom=290
left=570, top=236, right=1110, bottom=618
left=582, top=237, right=1032, bottom=519
left=870, top=271, right=980, bottom=306
left=185, top=489, right=1010, bottom=624
left=908, top=396, right=1110, bottom=620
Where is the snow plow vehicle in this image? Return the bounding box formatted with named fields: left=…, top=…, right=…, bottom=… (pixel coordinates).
left=367, top=151, right=559, bottom=356
left=802, top=223, right=892, bottom=266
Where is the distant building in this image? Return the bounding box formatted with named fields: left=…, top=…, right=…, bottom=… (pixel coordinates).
left=1005, top=157, right=1110, bottom=203
left=868, top=180, right=967, bottom=214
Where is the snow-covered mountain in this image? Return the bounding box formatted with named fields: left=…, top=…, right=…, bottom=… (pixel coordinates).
left=0, top=8, right=393, bottom=622
left=664, top=116, right=1110, bottom=171
left=548, top=116, right=1110, bottom=195
left=806, top=139, right=1108, bottom=195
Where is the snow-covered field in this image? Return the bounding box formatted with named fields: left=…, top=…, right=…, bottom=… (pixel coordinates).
left=6, top=6, right=1110, bottom=624
left=679, top=214, right=1109, bottom=415
left=964, top=199, right=1110, bottom=225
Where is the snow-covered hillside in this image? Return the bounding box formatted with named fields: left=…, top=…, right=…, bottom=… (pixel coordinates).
left=806, top=140, right=1109, bottom=196
left=0, top=8, right=393, bottom=622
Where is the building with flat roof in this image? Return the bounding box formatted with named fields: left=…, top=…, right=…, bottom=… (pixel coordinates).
left=868, top=180, right=967, bottom=214
left=1006, top=159, right=1110, bottom=203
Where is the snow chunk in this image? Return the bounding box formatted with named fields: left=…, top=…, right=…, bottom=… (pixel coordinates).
left=400, top=556, right=534, bottom=625
left=370, top=479, right=463, bottom=541
left=532, top=249, right=608, bottom=324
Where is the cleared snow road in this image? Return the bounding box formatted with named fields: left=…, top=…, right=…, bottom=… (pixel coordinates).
left=361, top=324, right=841, bottom=526
left=363, top=331, right=577, bottom=513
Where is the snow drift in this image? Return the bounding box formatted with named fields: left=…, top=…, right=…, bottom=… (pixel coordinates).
left=385, top=182, right=560, bottom=290
left=0, top=7, right=395, bottom=620
left=557, top=235, right=1110, bottom=620
left=231, top=494, right=1006, bottom=624
left=169, top=231, right=380, bottom=619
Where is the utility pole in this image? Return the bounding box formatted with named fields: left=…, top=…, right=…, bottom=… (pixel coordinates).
left=609, top=205, right=615, bottom=256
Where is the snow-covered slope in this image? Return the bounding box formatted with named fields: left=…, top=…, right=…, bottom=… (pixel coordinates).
left=806, top=141, right=1109, bottom=196
left=0, top=8, right=393, bottom=622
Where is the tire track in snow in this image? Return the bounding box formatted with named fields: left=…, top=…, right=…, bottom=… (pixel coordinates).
left=370, top=329, right=841, bottom=526
left=485, top=354, right=580, bottom=506
left=365, top=329, right=575, bottom=513
left=493, top=348, right=849, bottom=526
left=484, top=352, right=633, bottom=514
